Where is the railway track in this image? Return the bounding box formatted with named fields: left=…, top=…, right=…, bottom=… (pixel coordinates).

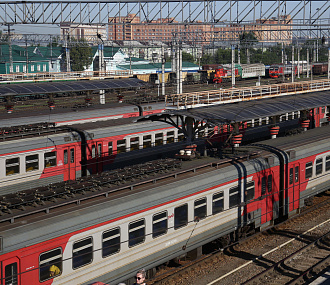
left=148, top=192, right=330, bottom=285
left=242, top=230, right=330, bottom=285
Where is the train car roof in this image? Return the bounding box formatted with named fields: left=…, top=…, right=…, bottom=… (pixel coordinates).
left=0, top=101, right=166, bottom=128
left=151, top=89, right=330, bottom=125
left=0, top=78, right=146, bottom=97
left=1, top=125, right=330, bottom=253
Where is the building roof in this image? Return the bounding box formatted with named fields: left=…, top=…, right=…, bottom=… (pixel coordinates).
left=0, top=45, right=62, bottom=62
left=91, top=46, right=121, bottom=58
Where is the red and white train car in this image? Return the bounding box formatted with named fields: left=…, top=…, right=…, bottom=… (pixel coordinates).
left=1, top=124, right=330, bottom=285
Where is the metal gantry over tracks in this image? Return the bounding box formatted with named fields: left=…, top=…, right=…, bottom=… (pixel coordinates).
left=165, top=79, right=330, bottom=109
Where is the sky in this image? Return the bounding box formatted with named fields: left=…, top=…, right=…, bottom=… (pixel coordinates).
left=0, top=1, right=328, bottom=36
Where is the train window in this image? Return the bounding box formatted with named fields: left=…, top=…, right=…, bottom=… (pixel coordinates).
left=229, top=186, right=240, bottom=208
left=194, top=198, right=207, bottom=220
left=212, top=192, right=224, bottom=215
left=72, top=237, right=93, bottom=269
left=246, top=121, right=253, bottom=128
left=174, top=204, right=188, bottom=229
left=166, top=131, right=175, bottom=144
left=64, top=149, right=68, bottom=164
left=261, top=177, right=267, bottom=195
left=322, top=107, right=326, bottom=113
left=6, top=157, right=20, bottom=176
left=254, top=119, right=260, bottom=127
left=102, top=227, right=120, bottom=258
left=261, top=118, right=267, bottom=125
left=117, top=139, right=126, bottom=153
left=130, top=137, right=139, bottom=151
left=91, top=145, right=96, bottom=158
left=155, top=133, right=163, bottom=146
left=108, top=142, right=113, bottom=155
left=305, top=162, right=313, bottom=179
left=316, top=158, right=323, bottom=175
left=129, top=219, right=145, bottom=247
left=70, top=148, right=75, bottom=162
left=39, top=247, right=62, bottom=281
left=26, top=154, right=39, bottom=172
left=245, top=181, right=255, bottom=201
left=97, top=144, right=102, bottom=157
left=326, top=156, right=330, bottom=172
left=44, top=151, right=57, bottom=168
left=153, top=211, right=168, bottom=238
left=289, top=168, right=293, bottom=185
left=4, top=262, right=18, bottom=285
left=143, top=135, right=152, bottom=148
left=268, top=175, right=273, bottom=192
left=295, top=167, right=299, bottom=182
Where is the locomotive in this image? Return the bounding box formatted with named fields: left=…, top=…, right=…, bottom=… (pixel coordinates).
left=198, top=62, right=328, bottom=83
left=0, top=122, right=329, bottom=285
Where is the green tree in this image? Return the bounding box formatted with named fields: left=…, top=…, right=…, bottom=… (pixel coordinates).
left=182, top=51, right=194, bottom=62
left=63, top=38, right=93, bottom=71
left=200, top=53, right=215, bottom=65
left=0, top=30, right=8, bottom=44
left=47, top=36, right=62, bottom=47
left=239, top=31, right=258, bottom=48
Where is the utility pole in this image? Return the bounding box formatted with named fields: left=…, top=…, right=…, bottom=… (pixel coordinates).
left=65, top=32, right=71, bottom=72
left=25, top=35, right=28, bottom=74
left=231, top=45, right=235, bottom=87
left=7, top=24, right=13, bottom=73
left=291, top=45, right=294, bottom=83
left=306, top=48, right=309, bottom=78
left=238, top=45, right=240, bottom=65
left=162, top=46, right=165, bottom=97
left=97, top=32, right=105, bottom=104
left=297, top=46, right=300, bottom=79
left=97, top=32, right=104, bottom=76
left=282, top=42, right=285, bottom=82
left=179, top=45, right=182, bottom=94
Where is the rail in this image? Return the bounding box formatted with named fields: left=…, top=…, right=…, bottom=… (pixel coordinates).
left=0, top=70, right=133, bottom=83
left=165, top=79, right=330, bottom=109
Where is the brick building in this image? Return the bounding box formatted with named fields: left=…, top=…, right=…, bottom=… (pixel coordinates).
left=108, top=14, right=214, bottom=43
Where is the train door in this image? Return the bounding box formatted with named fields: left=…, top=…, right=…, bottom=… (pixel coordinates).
left=288, top=163, right=300, bottom=212
left=90, top=141, right=103, bottom=174
left=1, top=257, right=20, bottom=285
left=96, top=141, right=103, bottom=174
left=261, top=174, right=274, bottom=223
left=63, top=146, right=76, bottom=181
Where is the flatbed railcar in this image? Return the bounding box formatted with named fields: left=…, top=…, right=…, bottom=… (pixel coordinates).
left=1, top=124, right=330, bottom=285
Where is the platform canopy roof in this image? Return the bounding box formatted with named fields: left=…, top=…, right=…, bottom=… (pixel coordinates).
left=143, top=90, right=330, bottom=125
left=0, top=78, right=145, bottom=97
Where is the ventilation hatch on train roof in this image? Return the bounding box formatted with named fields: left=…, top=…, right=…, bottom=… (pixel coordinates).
left=265, top=155, right=275, bottom=165
left=287, top=150, right=296, bottom=159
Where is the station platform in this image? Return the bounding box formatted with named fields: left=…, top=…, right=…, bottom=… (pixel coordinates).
left=310, top=267, right=330, bottom=285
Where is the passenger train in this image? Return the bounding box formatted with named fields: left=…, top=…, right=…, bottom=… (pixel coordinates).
left=1, top=122, right=330, bottom=285
left=0, top=100, right=328, bottom=196
left=0, top=101, right=166, bottom=128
